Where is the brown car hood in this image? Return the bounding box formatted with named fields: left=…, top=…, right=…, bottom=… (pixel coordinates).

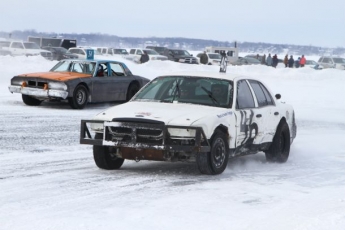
left=17, top=72, right=92, bottom=81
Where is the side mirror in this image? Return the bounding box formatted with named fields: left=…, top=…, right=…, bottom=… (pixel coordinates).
left=275, top=94, right=281, bottom=99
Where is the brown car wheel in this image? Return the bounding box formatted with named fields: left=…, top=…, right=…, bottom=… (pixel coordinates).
left=22, top=94, right=42, bottom=106
left=68, top=85, right=88, bottom=109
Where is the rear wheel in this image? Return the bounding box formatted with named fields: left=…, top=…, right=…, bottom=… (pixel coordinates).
left=265, top=121, right=290, bottom=163
left=126, top=83, right=139, bottom=101
left=196, top=130, right=229, bottom=175
left=93, top=133, right=124, bottom=170
left=22, top=94, right=42, bottom=106
left=68, top=85, right=88, bottom=109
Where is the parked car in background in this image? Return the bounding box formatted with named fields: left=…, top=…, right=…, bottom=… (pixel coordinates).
left=8, top=59, right=150, bottom=109
left=166, top=48, right=198, bottom=64
left=0, top=40, right=53, bottom=60
left=317, top=56, right=345, bottom=70
left=42, top=46, right=78, bottom=61
left=95, top=47, right=127, bottom=56
left=146, top=46, right=198, bottom=64
left=245, top=54, right=265, bottom=63
left=231, top=57, right=261, bottom=66
left=0, top=50, right=11, bottom=56
left=80, top=71, right=296, bottom=175
left=113, top=48, right=129, bottom=56
left=67, top=47, right=102, bottom=59
left=146, top=46, right=168, bottom=55
left=305, top=60, right=318, bottom=67
left=196, top=52, right=226, bottom=65
left=128, top=48, right=168, bottom=63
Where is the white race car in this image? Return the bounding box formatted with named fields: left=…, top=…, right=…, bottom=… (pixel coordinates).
left=81, top=71, right=297, bottom=175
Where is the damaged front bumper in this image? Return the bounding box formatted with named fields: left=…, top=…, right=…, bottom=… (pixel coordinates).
left=80, top=119, right=211, bottom=161
left=8, top=85, right=68, bottom=99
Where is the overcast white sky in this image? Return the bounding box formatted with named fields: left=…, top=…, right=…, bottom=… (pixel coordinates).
left=1, top=0, right=344, bottom=47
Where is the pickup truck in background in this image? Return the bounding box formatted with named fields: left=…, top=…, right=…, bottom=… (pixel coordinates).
left=146, top=46, right=198, bottom=64
left=96, top=47, right=129, bottom=57
left=0, top=40, right=53, bottom=60
left=128, top=48, right=168, bottom=63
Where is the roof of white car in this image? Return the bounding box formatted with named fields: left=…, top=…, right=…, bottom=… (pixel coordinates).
left=159, top=71, right=254, bottom=81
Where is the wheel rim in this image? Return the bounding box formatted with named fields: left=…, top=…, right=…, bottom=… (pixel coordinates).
left=212, top=138, right=226, bottom=168
left=76, top=89, right=86, bottom=105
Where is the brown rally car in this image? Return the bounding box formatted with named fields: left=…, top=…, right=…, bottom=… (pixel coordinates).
left=8, top=59, right=150, bottom=109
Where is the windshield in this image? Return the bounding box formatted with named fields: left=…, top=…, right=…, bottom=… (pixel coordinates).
left=333, top=58, right=345, bottom=64
left=171, top=50, right=191, bottom=56
left=245, top=57, right=261, bottom=63
left=54, top=47, right=67, bottom=53
left=133, top=76, right=233, bottom=108
left=50, top=60, right=96, bottom=74
left=143, top=49, right=159, bottom=55
left=23, top=42, right=41, bottom=49
left=114, top=49, right=128, bottom=54
left=208, top=54, right=222, bottom=59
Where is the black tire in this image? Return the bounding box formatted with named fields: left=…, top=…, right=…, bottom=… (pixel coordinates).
left=93, top=133, right=124, bottom=170
left=22, top=94, right=42, bottom=106
left=126, top=83, right=139, bottom=101
left=265, top=121, right=290, bottom=163
left=68, top=85, right=88, bottom=109
left=196, top=130, right=229, bottom=175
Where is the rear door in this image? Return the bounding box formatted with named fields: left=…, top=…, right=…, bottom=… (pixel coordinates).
left=247, top=80, right=279, bottom=143
left=233, top=80, right=264, bottom=148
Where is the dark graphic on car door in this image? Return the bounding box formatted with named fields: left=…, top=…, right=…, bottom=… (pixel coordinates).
left=234, top=80, right=263, bottom=152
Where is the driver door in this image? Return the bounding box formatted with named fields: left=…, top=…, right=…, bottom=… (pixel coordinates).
left=92, top=62, right=131, bottom=102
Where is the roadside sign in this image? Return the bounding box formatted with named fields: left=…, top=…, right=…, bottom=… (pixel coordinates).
left=86, top=49, right=94, bottom=60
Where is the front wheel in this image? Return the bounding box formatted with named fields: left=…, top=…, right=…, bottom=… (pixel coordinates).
left=68, top=85, right=88, bottom=109
left=93, top=133, right=125, bottom=170
left=196, top=130, right=229, bottom=175
left=22, top=94, right=42, bottom=106
left=265, top=121, right=291, bottom=163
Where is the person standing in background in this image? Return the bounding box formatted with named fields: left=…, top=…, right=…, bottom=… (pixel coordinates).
left=261, top=54, right=266, bottom=65
left=288, top=55, right=294, bottom=68
left=295, top=57, right=301, bottom=68
left=200, top=51, right=208, bottom=64
left=300, top=55, right=306, bottom=67
left=140, top=51, right=149, bottom=64
left=284, top=55, right=288, bottom=68
left=266, top=54, right=272, bottom=66
left=272, top=54, right=278, bottom=68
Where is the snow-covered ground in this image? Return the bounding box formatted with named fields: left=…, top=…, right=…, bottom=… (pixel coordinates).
left=1, top=54, right=345, bottom=230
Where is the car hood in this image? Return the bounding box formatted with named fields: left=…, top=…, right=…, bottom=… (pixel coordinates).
left=17, top=72, right=91, bottom=81
left=93, top=101, right=227, bottom=126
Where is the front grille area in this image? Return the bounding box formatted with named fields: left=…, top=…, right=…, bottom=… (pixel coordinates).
left=183, top=58, right=198, bottom=64
left=157, top=57, right=167, bottom=61
left=106, top=119, right=165, bottom=145
left=100, top=118, right=211, bottom=153
left=40, top=52, right=52, bottom=57
left=27, top=80, right=46, bottom=88
left=80, top=119, right=211, bottom=155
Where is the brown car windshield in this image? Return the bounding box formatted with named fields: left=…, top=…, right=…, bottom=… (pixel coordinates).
left=50, top=60, right=96, bottom=74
